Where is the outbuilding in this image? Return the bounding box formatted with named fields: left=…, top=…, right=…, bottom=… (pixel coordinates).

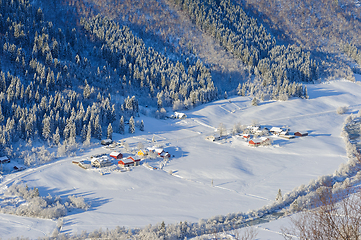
left=130, top=157, right=141, bottom=166
left=101, top=139, right=113, bottom=145
left=160, top=152, right=171, bottom=158
left=147, top=146, right=164, bottom=155
left=137, top=149, right=147, bottom=157
left=270, top=127, right=283, bottom=135
left=118, top=157, right=141, bottom=167
left=249, top=139, right=262, bottom=146
left=0, top=156, right=10, bottom=164
left=242, top=134, right=251, bottom=139
left=294, top=131, right=308, bottom=137
left=171, top=112, right=187, bottom=119
left=110, top=151, right=123, bottom=160
left=118, top=157, right=135, bottom=167
left=249, top=137, right=270, bottom=146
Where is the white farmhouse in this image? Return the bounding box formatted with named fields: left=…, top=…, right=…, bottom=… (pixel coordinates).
left=91, top=155, right=112, bottom=168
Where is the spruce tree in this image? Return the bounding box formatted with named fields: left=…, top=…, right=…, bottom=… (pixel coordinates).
left=139, top=120, right=144, bottom=131
left=107, top=123, right=113, bottom=140
left=129, top=116, right=135, bottom=134
left=119, top=116, right=125, bottom=134
left=94, top=115, right=102, bottom=140
left=53, top=127, right=60, bottom=145
left=42, top=116, right=51, bottom=141
left=83, top=80, right=91, bottom=99
left=84, top=122, right=92, bottom=146
left=81, top=124, right=87, bottom=142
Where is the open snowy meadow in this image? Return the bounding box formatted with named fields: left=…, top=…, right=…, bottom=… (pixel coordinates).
left=0, top=76, right=361, bottom=239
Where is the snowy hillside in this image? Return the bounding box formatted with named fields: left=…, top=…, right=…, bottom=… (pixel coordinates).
left=0, top=76, right=360, bottom=239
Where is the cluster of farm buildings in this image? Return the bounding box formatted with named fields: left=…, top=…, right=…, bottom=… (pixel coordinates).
left=74, top=145, right=171, bottom=170
left=207, top=125, right=308, bottom=147
left=0, top=156, right=26, bottom=172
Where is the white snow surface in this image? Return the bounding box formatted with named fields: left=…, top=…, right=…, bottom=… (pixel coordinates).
left=1, top=78, right=361, bottom=239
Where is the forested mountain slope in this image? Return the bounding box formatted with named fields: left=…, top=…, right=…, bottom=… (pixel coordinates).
left=0, top=0, right=216, bottom=159
left=1, top=0, right=359, bottom=158
left=237, top=0, right=361, bottom=76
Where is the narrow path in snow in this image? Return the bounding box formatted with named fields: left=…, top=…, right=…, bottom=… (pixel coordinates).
left=0, top=215, right=50, bottom=236
left=170, top=171, right=271, bottom=202
left=0, top=157, right=71, bottom=190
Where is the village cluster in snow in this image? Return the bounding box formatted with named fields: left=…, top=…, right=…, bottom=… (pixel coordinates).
left=71, top=139, right=172, bottom=173
left=206, top=124, right=309, bottom=147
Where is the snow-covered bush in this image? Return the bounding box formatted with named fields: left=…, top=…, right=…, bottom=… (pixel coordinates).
left=68, top=195, right=90, bottom=210
left=155, top=108, right=167, bottom=119
left=0, top=184, right=90, bottom=219
left=173, top=99, right=185, bottom=111
left=337, top=106, right=348, bottom=114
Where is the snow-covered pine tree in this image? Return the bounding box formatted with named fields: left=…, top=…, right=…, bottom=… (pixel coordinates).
left=251, top=97, right=258, bottom=106
left=81, top=124, right=87, bottom=142
left=139, top=120, right=144, bottom=131
left=53, top=127, right=60, bottom=145
left=42, top=115, right=51, bottom=141
left=129, top=116, right=135, bottom=134
left=84, top=122, right=91, bottom=146
left=119, top=116, right=125, bottom=134
left=107, top=123, right=113, bottom=139
left=276, top=189, right=283, bottom=202
left=94, top=115, right=102, bottom=140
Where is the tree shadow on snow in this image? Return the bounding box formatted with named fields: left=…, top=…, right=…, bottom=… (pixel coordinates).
left=272, top=138, right=293, bottom=147
left=35, top=186, right=111, bottom=215
left=166, top=146, right=189, bottom=158
left=307, top=86, right=344, bottom=99
left=306, top=130, right=331, bottom=137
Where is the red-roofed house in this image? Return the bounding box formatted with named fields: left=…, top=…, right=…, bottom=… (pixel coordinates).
left=110, top=152, right=123, bottom=160
left=160, top=152, right=171, bottom=158
left=118, top=157, right=141, bottom=167
left=294, top=131, right=308, bottom=137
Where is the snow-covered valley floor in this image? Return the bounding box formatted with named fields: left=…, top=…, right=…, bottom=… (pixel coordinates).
left=1, top=77, right=361, bottom=239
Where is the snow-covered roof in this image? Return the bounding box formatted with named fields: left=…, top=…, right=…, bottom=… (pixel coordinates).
left=91, top=155, right=110, bottom=163
left=174, top=112, right=187, bottom=118
left=0, top=156, right=9, bottom=161
left=110, top=151, right=122, bottom=157
left=249, top=139, right=262, bottom=144
left=147, top=147, right=164, bottom=153
left=119, top=157, right=134, bottom=164
left=270, top=127, right=283, bottom=132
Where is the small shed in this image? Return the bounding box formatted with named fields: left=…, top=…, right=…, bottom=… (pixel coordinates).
left=249, top=139, right=262, bottom=146
left=118, top=157, right=135, bottom=167
left=279, top=133, right=295, bottom=139
left=101, top=139, right=113, bottom=145
left=147, top=146, right=164, bottom=155
left=242, top=134, right=251, bottom=139
left=118, top=157, right=141, bottom=167
left=294, top=132, right=308, bottom=137
left=173, top=112, right=187, bottom=119
left=110, top=151, right=123, bottom=160
left=0, top=156, right=10, bottom=164
left=205, top=135, right=221, bottom=142
left=270, top=127, right=283, bottom=135
left=249, top=138, right=269, bottom=146
left=137, top=149, right=147, bottom=156
left=247, top=126, right=260, bottom=133
left=160, top=152, right=171, bottom=158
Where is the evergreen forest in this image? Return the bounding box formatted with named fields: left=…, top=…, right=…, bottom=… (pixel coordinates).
left=0, top=0, right=360, bottom=159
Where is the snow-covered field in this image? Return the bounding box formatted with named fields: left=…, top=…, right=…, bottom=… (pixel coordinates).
left=1, top=77, right=361, bottom=239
